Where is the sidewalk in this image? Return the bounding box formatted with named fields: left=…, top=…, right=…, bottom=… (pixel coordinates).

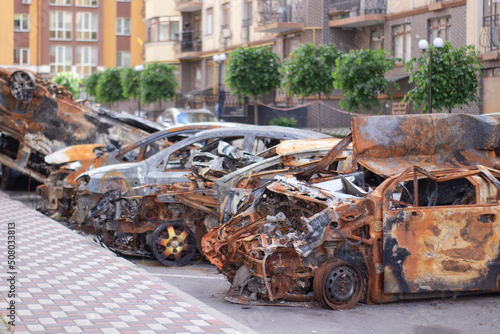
left=0, top=192, right=256, bottom=334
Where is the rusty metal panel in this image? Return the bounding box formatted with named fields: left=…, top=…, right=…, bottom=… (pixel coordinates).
left=352, top=114, right=500, bottom=176
left=384, top=204, right=500, bottom=293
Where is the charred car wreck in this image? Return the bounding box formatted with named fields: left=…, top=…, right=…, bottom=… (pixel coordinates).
left=202, top=114, right=500, bottom=309
left=87, top=138, right=339, bottom=266
left=0, top=69, right=157, bottom=189
left=36, top=123, right=237, bottom=221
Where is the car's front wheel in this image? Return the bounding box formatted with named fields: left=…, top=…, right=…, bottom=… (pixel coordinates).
left=150, top=221, right=197, bottom=266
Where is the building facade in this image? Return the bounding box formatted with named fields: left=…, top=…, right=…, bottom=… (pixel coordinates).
left=145, top=0, right=493, bottom=131
left=0, top=0, right=145, bottom=78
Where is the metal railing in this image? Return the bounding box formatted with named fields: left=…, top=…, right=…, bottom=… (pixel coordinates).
left=480, top=14, right=500, bottom=53
left=329, top=0, right=386, bottom=17
left=256, top=0, right=304, bottom=26
left=175, top=30, right=202, bottom=53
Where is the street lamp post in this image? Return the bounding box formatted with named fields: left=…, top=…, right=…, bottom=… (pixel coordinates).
left=418, top=37, right=444, bottom=113
left=134, top=64, right=144, bottom=116
left=213, top=53, right=226, bottom=120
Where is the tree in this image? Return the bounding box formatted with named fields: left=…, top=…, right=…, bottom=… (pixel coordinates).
left=96, top=68, right=126, bottom=105
left=52, top=71, right=82, bottom=99
left=83, top=71, right=101, bottom=99
left=140, top=63, right=177, bottom=105
left=226, top=46, right=281, bottom=124
left=120, top=67, right=140, bottom=100
left=281, top=43, right=342, bottom=130
left=404, top=43, right=482, bottom=113
left=334, top=49, right=399, bottom=113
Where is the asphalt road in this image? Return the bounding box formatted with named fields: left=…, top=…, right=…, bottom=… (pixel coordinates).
left=6, top=188, right=500, bottom=334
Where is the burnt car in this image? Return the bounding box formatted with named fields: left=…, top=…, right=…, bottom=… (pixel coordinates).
left=74, top=126, right=330, bottom=227
left=88, top=138, right=341, bottom=266
left=0, top=69, right=155, bottom=189
left=37, top=123, right=242, bottom=220
left=202, top=114, right=500, bottom=309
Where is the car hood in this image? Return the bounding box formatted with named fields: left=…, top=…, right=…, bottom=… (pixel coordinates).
left=77, top=161, right=146, bottom=194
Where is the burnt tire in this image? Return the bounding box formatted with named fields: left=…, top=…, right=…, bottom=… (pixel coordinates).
left=150, top=221, right=197, bottom=267
left=1, top=165, right=18, bottom=190
left=314, top=259, right=364, bottom=310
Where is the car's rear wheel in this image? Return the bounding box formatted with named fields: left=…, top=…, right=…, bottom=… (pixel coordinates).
left=314, top=259, right=363, bottom=310
left=150, top=221, right=197, bottom=266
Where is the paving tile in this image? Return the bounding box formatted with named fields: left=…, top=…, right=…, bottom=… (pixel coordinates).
left=0, top=194, right=250, bottom=334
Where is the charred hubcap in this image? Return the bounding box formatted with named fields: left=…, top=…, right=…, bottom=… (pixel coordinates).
left=151, top=222, right=196, bottom=266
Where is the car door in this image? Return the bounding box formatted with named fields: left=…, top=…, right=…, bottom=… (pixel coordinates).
left=382, top=169, right=500, bottom=294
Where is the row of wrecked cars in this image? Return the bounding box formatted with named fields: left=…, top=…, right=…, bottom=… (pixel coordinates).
left=2, top=69, right=499, bottom=310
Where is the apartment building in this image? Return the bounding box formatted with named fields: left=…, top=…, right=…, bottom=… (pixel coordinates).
left=468, top=0, right=500, bottom=114
left=0, top=0, right=145, bottom=78
left=145, top=1, right=491, bottom=130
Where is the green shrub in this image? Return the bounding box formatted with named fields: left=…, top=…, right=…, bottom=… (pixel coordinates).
left=268, top=117, right=297, bottom=128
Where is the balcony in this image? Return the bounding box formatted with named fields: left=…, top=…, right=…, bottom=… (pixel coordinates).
left=255, top=0, right=304, bottom=34
left=175, top=30, right=202, bottom=60
left=175, top=0, right=202, bottom=12
left=328, top=0, right=386, bottom=29
left=479, top=15, right=500, bottom=57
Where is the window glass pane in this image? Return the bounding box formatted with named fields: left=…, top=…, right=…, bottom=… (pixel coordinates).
left=404, top=31, right=411, bottom=62
left=171, top=21, right=179, bottom=40
left=124, top=18, right=131, bottom=35
left=394, top=35, right=402, bottom=59
left=159, top=23, right=169, bottom=41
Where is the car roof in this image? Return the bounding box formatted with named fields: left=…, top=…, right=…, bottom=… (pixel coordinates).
left=142, top=126, right=328, bottom=164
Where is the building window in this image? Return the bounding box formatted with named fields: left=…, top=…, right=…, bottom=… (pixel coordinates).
left=429, top=17, right=451, bottom=41
left=206, top=59, right=213, bottom=87
left=147, top=18, right=158, bottom=42
left=194, top=62, right=202, bottom=90
left=116, top=17, right=131, bottom=36
left=392, top=23, right=411, bottom=62
left=484, top=67, right=500, bottom=77
left=50, top=45, right=72, bottom=74
left=221, top=2, right=230, bottom=30
left=243, top=0, right=252, bottom=26
left=116, top=51, right=131, bottom=68
left=50, top=11, right=72, bottom=40
left=158, top=18, right=180, bottom=41
left=206, top=8, right=213, bottom=35
left=76, top=0, right=98, bottom=7
left=76, top=46, right=98, bottom=76
left=371, top=29, right=384, bottom=50
left=14, top=14, right=30, bottom=32
left=50, top=0, right=72, bottom=5
left=76, top=12, right=98, bottom=41
left=14, top=49, right=30, bottom=65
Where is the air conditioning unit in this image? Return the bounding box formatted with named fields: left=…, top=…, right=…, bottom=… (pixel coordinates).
left=22, top=0, right=32, bottom=4
left=222, top=29, right=232, bottom=38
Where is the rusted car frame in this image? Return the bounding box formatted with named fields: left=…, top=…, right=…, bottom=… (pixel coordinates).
left=0, top=69, right=154, bottom=187
left=74, top=126, right=329, bottom=228
left=36, top=123, right=240, bottom=220
left=88, top=138, right=340, bottom=266
left=201, top=114, right=500, bottom=309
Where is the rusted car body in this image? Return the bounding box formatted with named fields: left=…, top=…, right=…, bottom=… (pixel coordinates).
left=74, top=126, right=329, bottom=228
left=0, top=69, right=154, bottom=187
left=37, top=123, right=240, bottom=220
left=87, top=138, right=340, bottom=266
left=202, top=114, right=500, bottom=309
